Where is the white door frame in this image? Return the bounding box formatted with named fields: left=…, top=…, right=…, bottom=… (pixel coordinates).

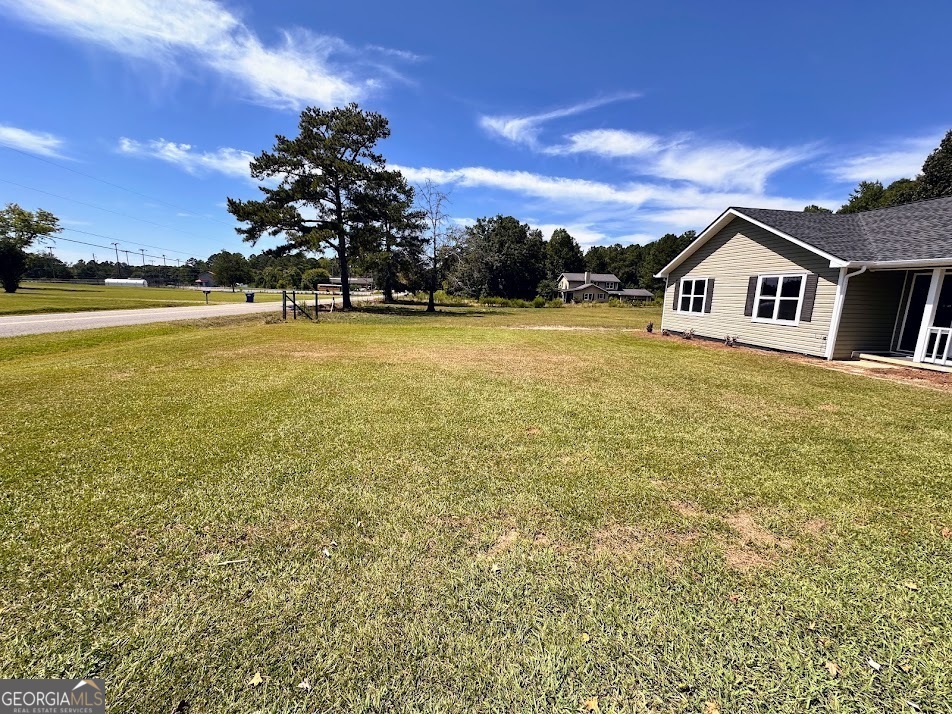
left=913, top=268, right=946, bottom=363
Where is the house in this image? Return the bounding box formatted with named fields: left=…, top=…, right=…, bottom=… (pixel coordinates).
left=655, top=197, right=952, bottom=369
left=194, top=271, right=216, bottom=288
left=557, top=271, right=653, bottom=303
left=329, top=276, right=374, bottom=290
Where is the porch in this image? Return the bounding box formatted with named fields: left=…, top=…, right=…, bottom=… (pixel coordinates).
left=833, top=266, right=951, bottom=368
left=853, top=351, right=952, bottom=374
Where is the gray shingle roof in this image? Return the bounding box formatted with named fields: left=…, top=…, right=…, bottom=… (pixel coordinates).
left=735, top=196, right=952, bottom=262
left=614, top=288, right=654, bottom=297
left=561, top=272, right=620, bottom=282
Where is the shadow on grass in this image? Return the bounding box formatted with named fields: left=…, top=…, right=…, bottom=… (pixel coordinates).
left=353, top=303, right=491, bottom=318
left=15, top=286, right=105, bottom=293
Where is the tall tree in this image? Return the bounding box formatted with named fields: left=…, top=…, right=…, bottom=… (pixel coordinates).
left=353, top=170, right=426, bottom=303
left=546, top=228, right=585, bottom=277
left=638, top=230, right=695, bottom=292
left=227, top=103, right=390, bottom=309
left=880, top=178, right=920, bottom=208
left=209, top=250, right=251, bottom=291
left=584, top=243, right=643, bottom=287
left=838, top=181, right=886, bottom=214
left=417, top=179, right=450, bottom=312
left=803, top=204, right=832, bottom=213
left=448, top=216, right=546, bottom=299
left=916, top=129, right=952, bottom=200
left=0, top=203, right=60, bottom=293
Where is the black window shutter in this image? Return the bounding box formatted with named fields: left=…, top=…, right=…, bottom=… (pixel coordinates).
left=704, top=278, right=715, bottom=313
left=672, top=280, right=680, bottom=311
left=800, top=274, right=819, bottom=322
left=744, top=276, right=758, bottom=317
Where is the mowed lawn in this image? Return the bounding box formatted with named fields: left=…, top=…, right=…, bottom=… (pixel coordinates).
left=0, top=282, right=282, bottom=315
left=1, top=304, right=950, bottom=713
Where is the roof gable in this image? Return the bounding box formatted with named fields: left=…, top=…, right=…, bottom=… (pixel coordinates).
left=656, top=196, right=952, bottom=277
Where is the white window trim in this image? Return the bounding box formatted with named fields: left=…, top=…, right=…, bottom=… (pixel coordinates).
left=750, top=273, right=808, bottom=326
left=677, top=276, right=709, bottom=314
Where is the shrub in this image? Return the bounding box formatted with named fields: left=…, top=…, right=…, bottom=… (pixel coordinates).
left=0, top=244, right=27, bottom=293
left=545, top=299, right=564, bottom=308
left=478, top=296, right=507, bottom=307
left=532, top=296, right=546, bottom=308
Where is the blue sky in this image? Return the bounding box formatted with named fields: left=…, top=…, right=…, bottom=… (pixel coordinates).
left=1, top=0, right=950, bottom=264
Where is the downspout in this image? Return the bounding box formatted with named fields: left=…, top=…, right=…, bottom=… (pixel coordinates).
left=825, top=265, right=867, bottom=360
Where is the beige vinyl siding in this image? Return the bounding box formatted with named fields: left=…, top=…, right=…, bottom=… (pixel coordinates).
left=831, top=270, right=907, bottom=358
left=661, top=217, right=839, bottom=357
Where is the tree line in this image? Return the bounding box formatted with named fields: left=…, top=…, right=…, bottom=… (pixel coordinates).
left=805, top=130, right=952, bottom=214
left=3, top=107, right=950, bottom=297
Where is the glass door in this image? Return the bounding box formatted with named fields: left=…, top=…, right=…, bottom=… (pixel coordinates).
left=897, top=273, right=932, bottom=353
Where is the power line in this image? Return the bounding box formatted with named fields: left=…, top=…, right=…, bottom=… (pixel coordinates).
left=54, top=235, right=186, bottom=264
left=0, top=176, right=217, bottom=242
left=0, top=141, right=236, bottom=227
left=62, top=227, right=193, bottom=257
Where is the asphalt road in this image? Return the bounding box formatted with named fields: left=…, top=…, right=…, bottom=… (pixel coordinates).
left=0, top=295, right=371, bottom=338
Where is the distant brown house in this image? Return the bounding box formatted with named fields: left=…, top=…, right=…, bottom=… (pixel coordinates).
left=194, top=271, right=216, bottom=288
left=557, top=271, right=653, bottom=303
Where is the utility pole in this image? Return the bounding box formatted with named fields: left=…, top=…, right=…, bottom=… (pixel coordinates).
left=140, top=248, right=146, bottom=265
left=162, top=254, right=167, bottom=267
left=112, top=243, right=121, bottom=277
left=124, top=249, right=131, bottom=265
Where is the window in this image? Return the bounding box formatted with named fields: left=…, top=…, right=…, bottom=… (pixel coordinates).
left=752, top=274, right=805, bottom=324
left=679, top=278, right=708, bottom=313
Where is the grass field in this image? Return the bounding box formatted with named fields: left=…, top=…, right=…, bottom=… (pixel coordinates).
left=0, top=282, right=283, bottom=315
left=1, top=303, right=950, bottom=712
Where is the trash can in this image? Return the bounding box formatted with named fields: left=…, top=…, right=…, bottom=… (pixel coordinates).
left=245, top=291, right=255, bottom=303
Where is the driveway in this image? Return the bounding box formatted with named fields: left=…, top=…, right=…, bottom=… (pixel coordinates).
left=0, top=294, right=373, bottom=338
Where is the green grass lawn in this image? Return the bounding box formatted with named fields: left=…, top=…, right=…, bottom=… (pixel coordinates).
left=0, top=282, right=283, bottom=315
left=1, top=304, right=950, bottom=712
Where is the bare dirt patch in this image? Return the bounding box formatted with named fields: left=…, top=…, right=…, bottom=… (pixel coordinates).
left=482, top=529, right=521, bottom=559
left=725, top=512, right=793, bottom=550
left=802, top=517, right=831, bottom=536
left=671, top=501, right=705, bottom=519
left=723, top=546, right=769, bottom=572
left=592, top=524, right=645, bottom=555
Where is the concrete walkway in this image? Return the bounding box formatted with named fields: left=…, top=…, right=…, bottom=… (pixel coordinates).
left=0, top=294, right=373, bottom=338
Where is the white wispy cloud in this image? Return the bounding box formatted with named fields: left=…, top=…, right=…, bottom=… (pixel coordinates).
left=397, top=164, right=658, bottom=206
left=0, top=0, right=415, bottom=110
left=544, top=129, right=665, bottom=158
left=479, top=93, right=641, bottom=148
left=827, top=134, right=941, bottom=184
left=544, top=128, right=815, bottom=192
left=0, top=124, right=66, bottom=157
left=650, top=141, right=816, bottom=193
left=118, top=137, right=254, bottom=178
left=397, top=162, right=837, bottom=242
